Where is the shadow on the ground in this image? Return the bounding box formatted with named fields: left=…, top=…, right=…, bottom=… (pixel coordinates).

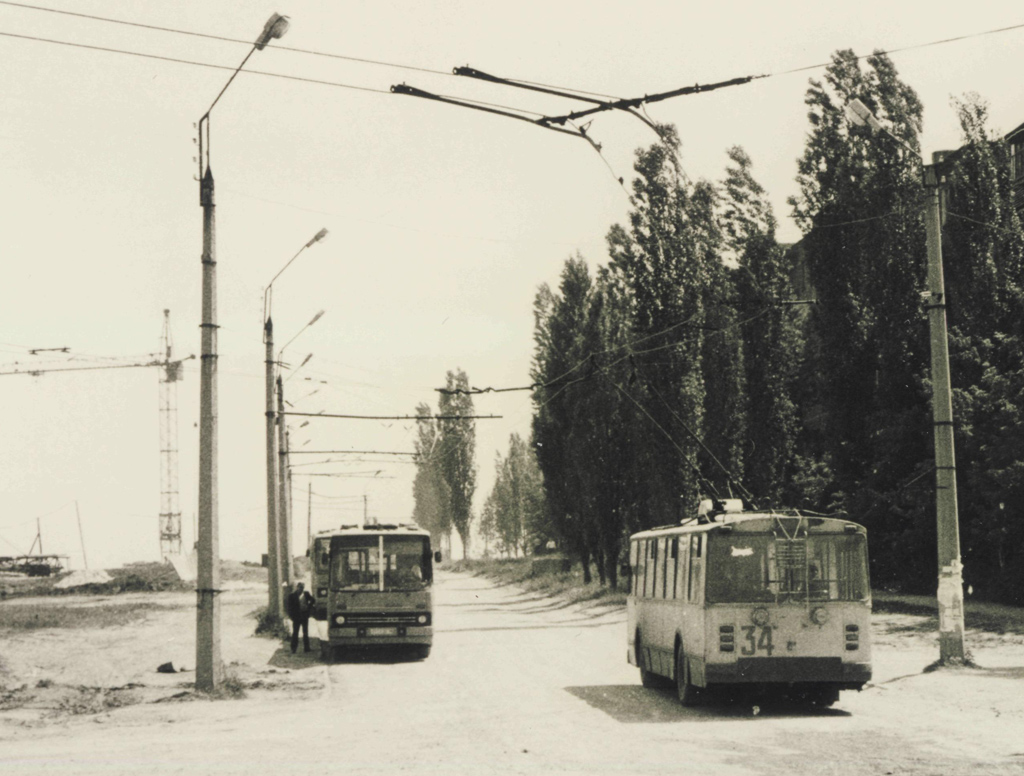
left=267, top=638, right=325, bottom=670
left=564, top=685, right=851, bottom=724
left=325, top=645, right=426, bottom=664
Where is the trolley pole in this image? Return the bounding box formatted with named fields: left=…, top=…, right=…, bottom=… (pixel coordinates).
left=923, top=161, right=966, bottom=662
left=264, top=318, right=283, bottom=623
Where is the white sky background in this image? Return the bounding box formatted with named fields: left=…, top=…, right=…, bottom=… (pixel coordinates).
left=0, top=0, right=1021, bottom=569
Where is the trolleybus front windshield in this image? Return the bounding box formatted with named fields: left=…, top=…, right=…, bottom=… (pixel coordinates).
left=706, top=533, right=868, bottom=603
left=330, top=535, right=432, bottom=592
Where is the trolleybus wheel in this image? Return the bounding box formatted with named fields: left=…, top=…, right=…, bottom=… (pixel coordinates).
left=675, top=646, right=702, bottom=707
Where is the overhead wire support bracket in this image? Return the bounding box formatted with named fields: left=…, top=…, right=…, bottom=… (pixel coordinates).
left=539, top=74, right=763, bottom=132
left=454, top=65, right=658, bottom=135
left=389, top=83, right=600, bottom=148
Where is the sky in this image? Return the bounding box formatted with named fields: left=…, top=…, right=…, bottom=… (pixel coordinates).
left=1, top=0, right=1022, bottom=570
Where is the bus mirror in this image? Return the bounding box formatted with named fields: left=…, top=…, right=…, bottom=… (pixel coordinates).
left=434, top=551, right=442, bottom=563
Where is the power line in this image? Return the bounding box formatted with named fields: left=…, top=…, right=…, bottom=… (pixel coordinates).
left=287, top=449, right=416, bottom=455
left=0, top=30, right=392, bottom=95
left=0, top=0, right=452, bottom=76
left=282, top=411, right=502, bottom=420
left=777, top=20, right=1024, bottom=75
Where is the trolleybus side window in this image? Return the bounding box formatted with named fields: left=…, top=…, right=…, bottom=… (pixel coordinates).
left=657, top=539, right=663, bottom=598
left=675, top=535, right=689, bottom=600
left=629, top=541, right=639, bottom=596
left=644, top=540, right=655, bottom=598
left=659, top=538, right=669, bottom=599
left=688, top=534, right=703, bottom=603
left=667, top=538, right=677, bottom=599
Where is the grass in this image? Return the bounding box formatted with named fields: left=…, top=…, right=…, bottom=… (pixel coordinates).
left=447, top=557, right=628, bottom=608
left=0, top=602, right=158, bottom=630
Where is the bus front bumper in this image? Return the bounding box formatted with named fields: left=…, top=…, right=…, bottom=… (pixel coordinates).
left=705, top=657, right=871, bottom=687
left=328, top=626, right=432, bottom=646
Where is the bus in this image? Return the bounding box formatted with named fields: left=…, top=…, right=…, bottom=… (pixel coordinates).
left=627, top=499, right=871, bottom=706
left=309, top=523, right=438, bottom=660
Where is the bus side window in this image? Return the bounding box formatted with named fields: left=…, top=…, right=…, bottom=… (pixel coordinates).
left=688, top=535, right=703, bottom=604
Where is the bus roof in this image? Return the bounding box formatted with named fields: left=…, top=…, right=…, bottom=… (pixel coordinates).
left=630, top=511, right=866, bottom=541
left=312, top=523, right=430, bottom=540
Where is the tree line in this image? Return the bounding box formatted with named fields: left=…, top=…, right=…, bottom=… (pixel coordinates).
left=414, top=50, right=1024, bottom=605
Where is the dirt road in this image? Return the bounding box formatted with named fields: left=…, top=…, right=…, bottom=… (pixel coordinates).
left=1, top=570, right=1023, bottom=775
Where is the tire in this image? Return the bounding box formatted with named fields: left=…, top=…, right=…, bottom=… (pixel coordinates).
left=637, top=633, right=662, bottom=688
left=676, top=646, right=702, bottom=707
left=416, top=645, right=432, bottom=660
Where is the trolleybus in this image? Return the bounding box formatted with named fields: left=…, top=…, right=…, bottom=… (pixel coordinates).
left=310, top=523, right=438, bottom=660
left=627, top=499, right=871, bottom=706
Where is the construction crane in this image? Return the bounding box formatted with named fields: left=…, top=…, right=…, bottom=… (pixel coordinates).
left=0, top=311, right=193, bottom=561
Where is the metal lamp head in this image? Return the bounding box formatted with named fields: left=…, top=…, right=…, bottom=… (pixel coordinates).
left=255, top=13, right=290, bottom=50
left=845, top=99, right=883, bottom=132
left=306, top=228, right=329, bottom=248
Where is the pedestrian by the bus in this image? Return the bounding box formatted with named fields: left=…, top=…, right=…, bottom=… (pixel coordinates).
left=286, top=581, right=315, bottom=654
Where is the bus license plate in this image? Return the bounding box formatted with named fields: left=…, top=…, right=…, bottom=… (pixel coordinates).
left=366, top=627, right=397, bottom=637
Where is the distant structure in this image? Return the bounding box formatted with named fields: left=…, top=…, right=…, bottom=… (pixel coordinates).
left=158, top=309, right=183, bottom=559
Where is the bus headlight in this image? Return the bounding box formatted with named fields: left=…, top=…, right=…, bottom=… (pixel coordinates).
left=333, top=614, right=346, bottom=626
left=417, top=614, right=428, bottom=625
left=751, top=607, right=770, bottom=627
left=318, top=588, right=328, bottom=598
left=810, top=607, right=829, bottom=626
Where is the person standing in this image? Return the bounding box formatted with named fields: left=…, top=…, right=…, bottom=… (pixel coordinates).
left=286, top=581, right=315, bottom=654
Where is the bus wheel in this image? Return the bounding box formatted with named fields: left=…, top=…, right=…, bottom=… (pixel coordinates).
left=416, top=645, right=431, bottom=660
left=676, top=647, right=701, bottom=707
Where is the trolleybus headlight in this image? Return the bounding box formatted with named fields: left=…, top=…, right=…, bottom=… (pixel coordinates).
left=751, top=607, right=770, bottom=627
left=333, top=614, right=346, bottom=625
left=417, top=614, right=428, bottom=625
left=318, top=588, right=328, bottom=598
left=810, top=607, right=829, bottom=626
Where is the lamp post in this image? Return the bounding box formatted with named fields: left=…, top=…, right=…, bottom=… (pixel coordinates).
left=262, top=231, right=328, bottom=624
left=195, top=12, right=289, bottom=693
left=276, top=310, right=325, bottom=593
left=846, top=98, right=966, bottom=663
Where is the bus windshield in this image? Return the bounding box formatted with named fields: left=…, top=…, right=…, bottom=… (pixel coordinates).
left=706, top=533, right=868, bottom=603
left=330, top=535, right=432, bottom=592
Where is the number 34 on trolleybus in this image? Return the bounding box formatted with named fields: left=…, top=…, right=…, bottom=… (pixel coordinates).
left=628, top=499, right=872, bottom=706
left=309, top=523, right=440, bottom=660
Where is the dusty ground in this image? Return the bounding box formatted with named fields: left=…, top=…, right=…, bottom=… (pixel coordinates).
left=0, top=570, right=1022, bottom=775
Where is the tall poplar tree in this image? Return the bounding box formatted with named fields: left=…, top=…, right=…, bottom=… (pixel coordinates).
left=437, top=370, right=477, bottom=558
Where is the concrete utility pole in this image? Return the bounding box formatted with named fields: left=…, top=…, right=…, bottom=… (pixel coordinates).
left=264, top=318, right=283, bottom=623
left=923, top=161, right=966, bottom=662
left=262, top=231, right=328, bottom=619
left=277, top=375, right=293, bottom=597
left=846, top=100, right=967, bottom=664
left=195, top=11, right=290, bottom=693
left=196, top=162, right=222, bottom=692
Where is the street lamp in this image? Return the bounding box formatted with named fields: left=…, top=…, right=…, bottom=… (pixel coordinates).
left=262, top=234, right=327, bottom=624
left=195, top=12, right=289, bottom=694
left=846, top=98, right=966, bottom=663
